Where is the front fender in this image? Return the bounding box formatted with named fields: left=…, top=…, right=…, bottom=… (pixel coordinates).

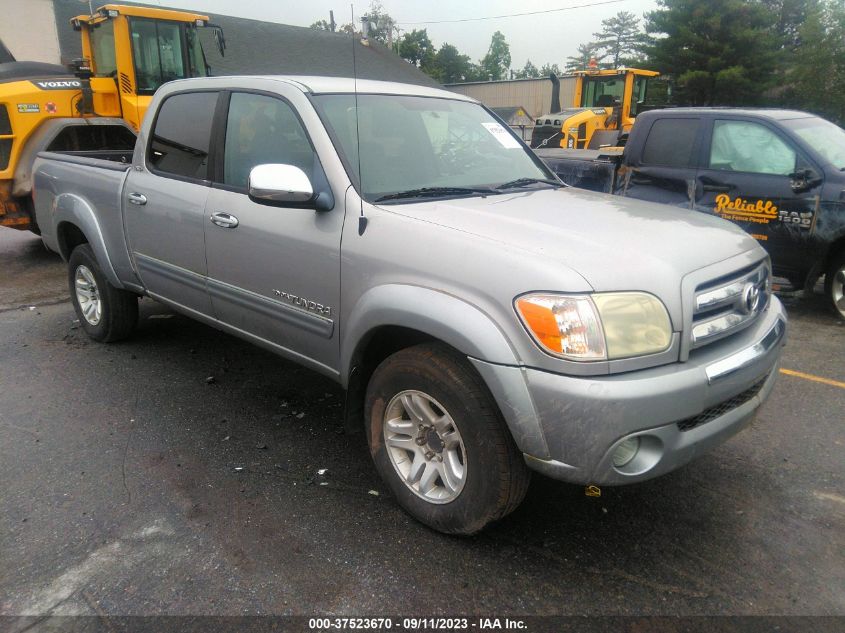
left=341, top=285, right=519, bottom=383
left=54, top=193, right=123, bottom=288
left=341, top=284, right=552, bottom=460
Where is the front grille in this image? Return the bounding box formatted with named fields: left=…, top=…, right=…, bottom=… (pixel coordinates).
left=0, top=104, right=11, bottom=135
left=691, top=261, right=770, bottom=349
left=677, top=375, right=768, bottom=432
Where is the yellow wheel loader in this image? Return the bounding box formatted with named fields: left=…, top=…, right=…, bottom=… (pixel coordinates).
left=0, top=4, right=224, bottom=232
left=530, top=67, right=659, bottom=151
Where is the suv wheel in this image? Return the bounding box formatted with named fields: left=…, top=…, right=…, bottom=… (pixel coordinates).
left=825, top=250, right=845, bottom=319
left=68, top=244, right=138, bottom=342
left=365, top=343, right=530, bottom=534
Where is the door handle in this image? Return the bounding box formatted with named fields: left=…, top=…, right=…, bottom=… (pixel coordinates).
left=127, top=192, right=147, bottom=205
left=699, top=178, right=734, bottom=193
left=210, top=212, right=239, bottom=229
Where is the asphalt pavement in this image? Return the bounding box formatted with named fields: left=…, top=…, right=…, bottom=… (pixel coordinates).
left=1, top=228, right=843, bottom=622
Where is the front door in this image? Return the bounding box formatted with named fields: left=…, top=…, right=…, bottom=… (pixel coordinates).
left=695, top=118, right=822, bottom=280
left=203, top=90, right=344, bottom=375
left=123, top=90, right=218, bottom=316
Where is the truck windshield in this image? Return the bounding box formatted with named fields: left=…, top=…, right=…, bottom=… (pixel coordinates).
left=580, top=76, right=624, bottom=108
left=130, top=19, right=207, bottom=94
left=312, top=94, right=552, bottom=202
left=784, top=117, right=845, bottom=170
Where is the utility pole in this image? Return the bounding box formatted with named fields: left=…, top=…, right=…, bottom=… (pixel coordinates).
left=329, top=10, right=336, bottom=32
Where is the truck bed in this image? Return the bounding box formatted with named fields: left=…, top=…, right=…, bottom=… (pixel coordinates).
left=533, top=148, right=619, bottom=193
left=32, top=151, right=137, bottom=286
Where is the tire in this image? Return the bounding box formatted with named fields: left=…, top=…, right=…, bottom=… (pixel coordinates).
left=365, top=342, right=530, bottom=535
left=824, top=250, right=845, bottom=320
left=68, top=244, right=138, bottom=342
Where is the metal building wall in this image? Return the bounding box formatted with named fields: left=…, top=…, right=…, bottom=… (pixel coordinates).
left=445, top=77, right=577, bottom=119
left=0, top=0, right=62, bottom=64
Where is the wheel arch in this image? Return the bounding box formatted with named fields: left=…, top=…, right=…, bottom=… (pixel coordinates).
left=340, top=285, right=520, bottom=389
left=54, top=196, right=122, bottom=288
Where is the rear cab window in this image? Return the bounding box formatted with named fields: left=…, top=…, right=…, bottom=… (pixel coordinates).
left=148, top=91, right=218, bottom=181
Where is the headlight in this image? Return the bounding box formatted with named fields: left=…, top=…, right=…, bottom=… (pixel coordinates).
left=515, top=292, right=672, bottom=361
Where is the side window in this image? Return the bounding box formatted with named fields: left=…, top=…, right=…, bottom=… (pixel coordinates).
left=223, top=92, right=317, bottom=189
left=149, top=92, right=217, bottom=180
left=90, top=21, right=116, bottom=77
left=641, top=118, right=700, bottom=168
left=709, top=120, right=796, bottom=175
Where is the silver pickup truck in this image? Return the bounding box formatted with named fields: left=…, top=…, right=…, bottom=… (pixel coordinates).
left=32, top=76, right=787, bottom=534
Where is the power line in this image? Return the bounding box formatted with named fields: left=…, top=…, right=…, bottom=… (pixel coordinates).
left=396, top=0, right=627, bottom=25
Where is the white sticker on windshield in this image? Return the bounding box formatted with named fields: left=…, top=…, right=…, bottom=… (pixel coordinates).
left=482, top=122, right=521, bottom=149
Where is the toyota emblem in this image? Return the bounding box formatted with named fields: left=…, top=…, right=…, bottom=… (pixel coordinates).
left=741, top=283, right=761, bottom=314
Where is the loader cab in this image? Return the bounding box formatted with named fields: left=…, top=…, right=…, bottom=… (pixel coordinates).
left=73, top=4, right=221, bottom=131
left=531, top=68, right=658, bottom=150
left=574, top=68, right=659, bottom=129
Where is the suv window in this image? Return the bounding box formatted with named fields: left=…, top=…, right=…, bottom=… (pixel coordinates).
left=709, top=120, right=796, bottom=175
left=149, top=91, right=218, bottom=180
left=641, top=118, right=700, bottom=167
left=222, top=92, right=317, bottom=189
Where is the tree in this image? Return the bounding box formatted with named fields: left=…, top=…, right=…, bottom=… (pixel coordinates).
left=398, top=29, right=436, bottom=73
left=480, top=31, right=511, bottom=80
left=762, top=0, right=821, bottom=52
left=362, top=1, right=400, bottom=48
left=781, top=1, right=845, bottom=123
left=309, top=20, right=334, bottom=31
left=645, top=0, right=780, bottom=105
left=565, top=43, right=603, bottom=72
left=514, top=59, right=540, bottom=79
left=432, top=43, right=475, bottom=84
left=538, top=63, right=562, bottom=77
left=593, top=11, right=644, bottom=68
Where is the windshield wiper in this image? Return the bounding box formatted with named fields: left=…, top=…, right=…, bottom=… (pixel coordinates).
left=374, top=186, right=498, bottom=202
left=495, top=177, right=563, bottom=190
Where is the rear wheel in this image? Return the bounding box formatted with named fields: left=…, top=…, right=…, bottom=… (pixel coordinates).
left=365, top=343, right=530, bottom=535
left=824, top=250, right=845, bottom=319
left=68, top=244, right=138, bottom=342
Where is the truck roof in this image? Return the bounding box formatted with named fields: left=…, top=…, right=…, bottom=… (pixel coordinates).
left=163, top=75, right=475, bottom=102
left=637, top=107, right=817, bottom=121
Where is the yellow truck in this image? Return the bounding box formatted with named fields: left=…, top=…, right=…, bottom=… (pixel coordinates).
left=0, top=4, right=223, bottom=232
left=530, top=67, right=660, bottom=150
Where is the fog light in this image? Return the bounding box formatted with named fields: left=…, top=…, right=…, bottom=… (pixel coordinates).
left=612, top=437, right=640, bottom=468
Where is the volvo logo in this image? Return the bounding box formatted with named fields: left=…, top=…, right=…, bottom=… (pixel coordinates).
left=740, top=282, right=762, bottom=315
left=33, top=79, right=82, bottom=90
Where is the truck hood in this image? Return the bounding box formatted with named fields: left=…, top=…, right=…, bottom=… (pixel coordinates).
left=378, top=187, right=761, bottom=293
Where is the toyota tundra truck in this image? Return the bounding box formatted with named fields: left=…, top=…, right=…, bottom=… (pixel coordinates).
left=31, top=76, right=787, bottom=534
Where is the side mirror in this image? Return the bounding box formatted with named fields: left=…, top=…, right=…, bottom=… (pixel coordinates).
left=249, top=163, right=314, bottom=204
left=248, top=164, right=334, bottom=211
left=789, top=167, right=822, bottom=194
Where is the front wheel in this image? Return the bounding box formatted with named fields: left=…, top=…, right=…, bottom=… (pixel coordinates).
left=68, top=244, right=138, bottom=342
left=365, top=343, right=530, bottom=535
left=824, top=250, right=845, bottom=320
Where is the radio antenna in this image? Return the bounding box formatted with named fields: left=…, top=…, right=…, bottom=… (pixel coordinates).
left=352, top=4, right=367, bottom=235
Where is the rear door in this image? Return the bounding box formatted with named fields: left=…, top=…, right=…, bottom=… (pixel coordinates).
left=694, top=117, right=822, bottom=278
left=123, top=90, right=218, bottom=316
left=202, top=88, right=343, bottom=374
left=620, top=116, right=702, bottom=206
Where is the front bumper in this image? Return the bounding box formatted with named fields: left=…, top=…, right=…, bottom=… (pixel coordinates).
left=470, top=296, right=787, bottom=485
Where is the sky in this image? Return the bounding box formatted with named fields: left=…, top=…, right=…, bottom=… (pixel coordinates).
left=130, top=0, right=659, bottom=69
